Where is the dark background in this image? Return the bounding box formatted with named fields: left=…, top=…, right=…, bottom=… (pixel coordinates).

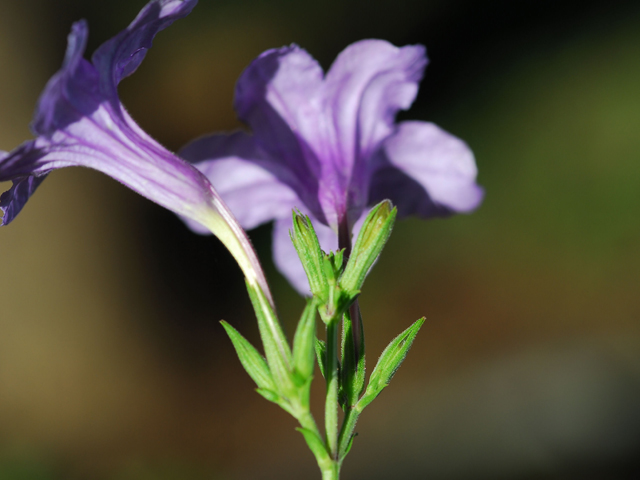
left=1, top=0, right=640, bottom=478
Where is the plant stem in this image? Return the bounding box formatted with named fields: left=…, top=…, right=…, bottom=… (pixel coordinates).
left=324, top=318, right=340, bottom=458
left=321, top=461, right=340, bottom=480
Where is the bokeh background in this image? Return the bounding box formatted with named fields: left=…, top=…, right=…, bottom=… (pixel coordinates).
left=2, top=0, right=640, bottom=478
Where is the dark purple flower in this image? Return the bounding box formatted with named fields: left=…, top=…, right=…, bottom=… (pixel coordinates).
left=180, top=40, right=484, bottom=294
left=0, top=0, right=271, bottom=300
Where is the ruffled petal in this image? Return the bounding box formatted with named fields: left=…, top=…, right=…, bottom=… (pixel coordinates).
left=272, top=214, right=339, bottom=296
left=324, top=40, right=428, bottom=221
left=0, top=0, right=275, bottom=302
left=180, top=131, right=299, bottom=231
left=233, top=45, right=326, bottom=223
left=92, top=0, right=196, bottom=105
left=31, top=21, right=99, bottom=135
left=2, top=0, right=210, bottom=226
left=0, top=143, right=48, bottom=225
left=370, top=121, right=484, bottom=217
left=0, top=174, right=48, bottom=226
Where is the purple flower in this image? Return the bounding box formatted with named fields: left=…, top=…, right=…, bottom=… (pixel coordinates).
left=0, top=0, right=271, bottom=300
left=180, top=40, right=484, bottom=295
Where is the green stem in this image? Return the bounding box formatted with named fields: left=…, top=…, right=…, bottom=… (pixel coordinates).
left=325, top=318, right=340, bottom=458
left=321, top=461, right=340, bottom=480
left=297, top=408, right=322, bottom=439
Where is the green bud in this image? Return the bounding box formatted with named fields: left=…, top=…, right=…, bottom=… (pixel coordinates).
left=290, top=211, right=328, bottom=299
left=340, top=200, right=397, bottom=296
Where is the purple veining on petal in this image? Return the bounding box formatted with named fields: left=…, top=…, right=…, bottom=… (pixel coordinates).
left=2, top=0, right=204, bottom=226
left=234, top=46, right=326, bottom=224
left=323, top=40, right=428, bottom=226
left=0, top=0, right=274, bottom=303
left=180, top=39, right=483, bottom=292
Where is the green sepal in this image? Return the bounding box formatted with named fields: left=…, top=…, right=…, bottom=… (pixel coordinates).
left=340, top=200, right=397, bottom=296
left=220, top=321, right=275, bottom=392
left=291, top=211, right=328, bottom=300
left=358, top=317, right=425, bottom=410
left=296, top=427, right=331, bottom=464
left=315, top=338, right=327, bottom=378
left=245, top=281, right=294, bottom=394
left=293, top=298, right=318, bottom=381
left=339, top=306, right=365, bottom=409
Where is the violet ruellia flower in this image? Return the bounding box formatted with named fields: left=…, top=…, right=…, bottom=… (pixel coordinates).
left=180, top=40, right=484, bottom=294
left=0, top=0, right=271, bottom=300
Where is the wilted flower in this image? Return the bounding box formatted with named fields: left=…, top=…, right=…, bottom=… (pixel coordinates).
left=180, top=40, right=483, bottom=294
left=0, top=0, right=271, bottom=300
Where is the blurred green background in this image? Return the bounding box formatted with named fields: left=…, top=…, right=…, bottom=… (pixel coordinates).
left=2, top=0, right=640, bottom=478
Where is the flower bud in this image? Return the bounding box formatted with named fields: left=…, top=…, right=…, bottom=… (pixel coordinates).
left=290, top=211, right=328, bottom=299
left=340, top=200, right=397, bottom=296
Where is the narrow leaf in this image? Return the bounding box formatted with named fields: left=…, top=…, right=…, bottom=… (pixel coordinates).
left=343, top=433, right=356, bottom=458
left=246, top=281, right=293, bottom=394
left=315, top=338, right=327, bottom=378
left=296, top=427, right=331, bottom=464
left=359, top=317, right=425, bottom=410
left=221, top=321, right=275, bottom=391
left=256, top=388, right=295, bottom=416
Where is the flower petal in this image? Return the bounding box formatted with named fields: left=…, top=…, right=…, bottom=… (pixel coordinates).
left=92, top=0, right=197, bottom=103
left=180, top=131, right=300, bottom=231
left=370, top=121, right=484, bottom=217
left=0, top=175, right=48, bottom=226
left=233, top=45, right=326, bottom=223
left=0, top=144, right=48, bottom=226
left=272, top=214, right=338, bottom=296
left=31, top=21, right=99, bottom=135
left=324, top=40, right=428, bottom=221
left=3, top=1, right=209, bottom=227
left=0, top=0, right=275, bottom=303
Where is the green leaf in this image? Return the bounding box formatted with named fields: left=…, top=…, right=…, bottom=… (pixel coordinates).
left=220, top=321, right=275, bottom=391
left=340, top=305, right=365, bottom=409
left=296, top=428, right=331, bottom=464
left=343, top=433, right=356, bottom=458
left=290, top=211, right=328, bottom=300
left=245, top=281, right=293, bottom=394
left=293, top=298, right=318, bottom=381
left=256, top=388, right=295, bottom=416
left=358, top=317, right=425, bottom=410
left=340, top=200, right=397, bottom=296
left=315, top=338, right=327, bottom=378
